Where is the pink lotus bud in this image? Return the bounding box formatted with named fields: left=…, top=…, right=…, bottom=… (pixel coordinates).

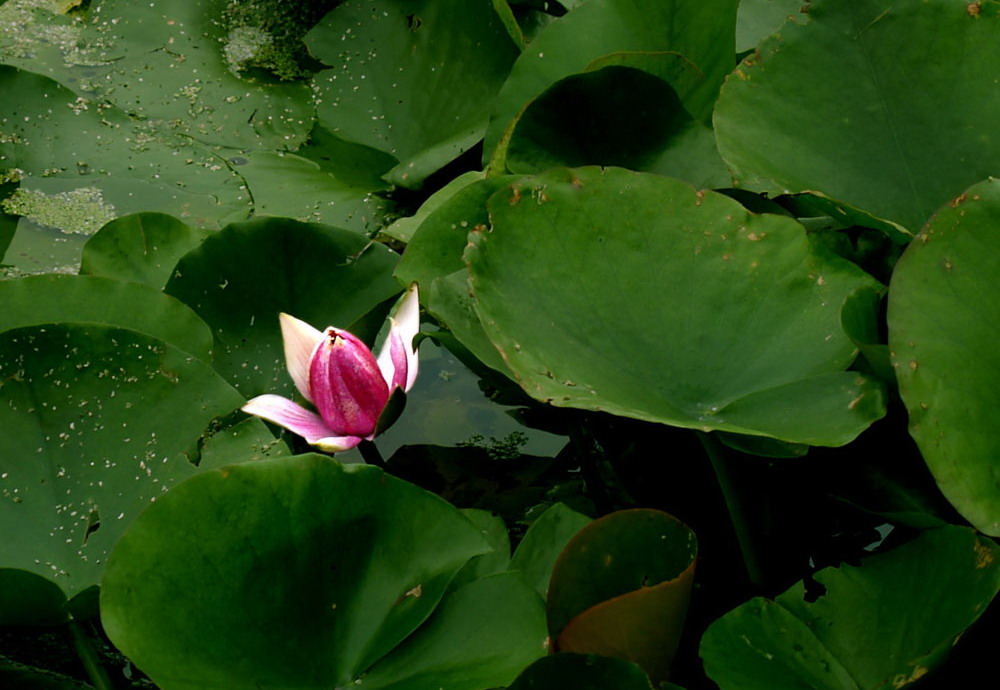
left=242, top=284, right=420, bottom=453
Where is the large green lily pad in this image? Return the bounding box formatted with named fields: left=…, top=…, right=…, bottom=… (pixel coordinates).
left=99, top=455, right=536, bottom=689
left=498, top=51, right=731, bottom=188
left=700, top=526, right=1000, bottom=690
left=165, top=217, right=402, bottom=397
left=888, top=178, right=1000, bottom=535
left=465, top=167, right=885, bottom=445
left=0, top=323, right=270, bottom=604
left=715, top=0, right=1000, bottom=234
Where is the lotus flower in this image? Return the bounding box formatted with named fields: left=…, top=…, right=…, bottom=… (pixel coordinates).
left=242, top=284, right=420, bottom=452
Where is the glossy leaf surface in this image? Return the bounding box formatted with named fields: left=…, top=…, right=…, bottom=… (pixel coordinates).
left=307, top=0, right=518, bottom=187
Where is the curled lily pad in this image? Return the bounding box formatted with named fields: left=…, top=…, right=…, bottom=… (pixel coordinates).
left=547, top=509, right=697, bottom=684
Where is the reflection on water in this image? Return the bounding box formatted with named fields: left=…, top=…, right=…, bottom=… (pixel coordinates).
left=338, top=338, right=568, bottom=464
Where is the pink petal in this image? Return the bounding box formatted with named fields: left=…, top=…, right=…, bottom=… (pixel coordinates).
left=279, top=313, right=324, bottom=403
left=242, top=394, right=363, bottom=451
left=310, top=329, right=389, bottom=437
left=376, top=283, right=420, bottom=392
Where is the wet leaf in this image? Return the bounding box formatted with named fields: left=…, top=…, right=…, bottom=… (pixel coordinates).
left=395, top=175, right=518, bottom=377
left=450, top=509, right=511, bottom=591
left=357, top=573, right=547, bottom=690
left=509, top=502, right=592, bottom=598
left=79, top=213, right=211, bottom=290
left=0, top=274, right=213, bottom=361
left=735, top=0, right=803, bottom=53
left=484, top=0, right=738, bottom=159
left=81, top=0, right=314, bottom=150
left=0, top=66, right=250, bottom=231
left=307, top=0, right=519, bottom=187
left=229, top=151, right=390, bottom=233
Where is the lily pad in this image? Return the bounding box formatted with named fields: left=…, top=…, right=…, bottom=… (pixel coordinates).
left=501, top=53, right=731, bottom=188
left=449, top=509, right=511, bottom=593
left=306, top=0, right=519, bottom=188
left=0, top=323, right=258, bottom=605
left=714, top=0, right=1000, bottom=234
left=356, top=573, right=547, bottom=690
left=99, top=454, right=503, bottom=689
left=888, top=178, right=1000, bottom=535
left=700, top=526, right=1000, bottom=690
left=229, top=151, right=390, bottom=233
left=465, top=167, right=885, bottom=445
left=164, top=217, right=402, bottom=397
left=0, top=273, right=214, bottom=361
left=79, top=213, right=211, bottom=290
left=735, top=0, right=803, bottom=53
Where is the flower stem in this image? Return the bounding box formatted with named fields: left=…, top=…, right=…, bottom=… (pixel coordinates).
left=68, top=619, right=114, bottom=690
left=698, top=432, right=765, bottom=589
left=358, top=440, right=386, bottom=468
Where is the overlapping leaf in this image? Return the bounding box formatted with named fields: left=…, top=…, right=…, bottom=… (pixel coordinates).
left=165, top=217, right=402, bottom=398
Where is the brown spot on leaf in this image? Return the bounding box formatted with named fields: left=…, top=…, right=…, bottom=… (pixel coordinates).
left=974, top=540, right=994, bottom=568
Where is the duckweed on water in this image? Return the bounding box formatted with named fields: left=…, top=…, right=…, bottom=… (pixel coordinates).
left=2, top=186, right=116, bottom=234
